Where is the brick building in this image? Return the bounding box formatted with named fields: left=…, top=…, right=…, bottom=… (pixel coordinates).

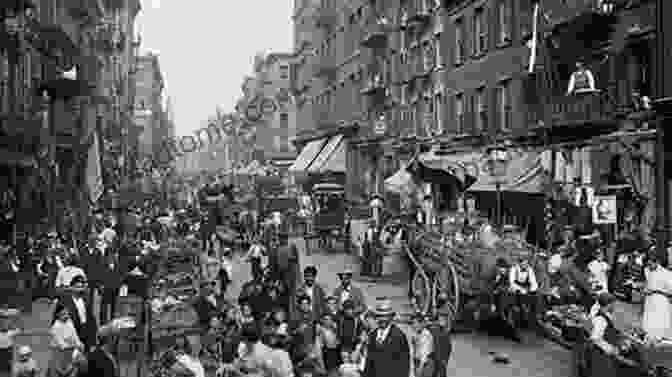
left=0, top=0, right=143, bottom=239
left=133, top=52, right=164, bottom=159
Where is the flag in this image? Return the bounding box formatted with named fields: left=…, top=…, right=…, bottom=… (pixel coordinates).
left=527, top=0, right=541, bottom=73
left=86, top=131, right=104, bottom=204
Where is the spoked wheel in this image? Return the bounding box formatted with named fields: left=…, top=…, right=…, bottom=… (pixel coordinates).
left=411, top=269, right=432, bottom=314
left=432, top=259, right=460, bottom=317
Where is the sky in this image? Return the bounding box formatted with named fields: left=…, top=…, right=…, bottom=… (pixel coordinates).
left=135, top=0, right=294, bottom=137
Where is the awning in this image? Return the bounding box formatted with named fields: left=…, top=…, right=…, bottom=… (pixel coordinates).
left=418, top=149, right=481, bottom=190
left=308, top=134, right=344, bottom=173
left=384, top=167, right=416, bottom=194
left=467, top=150, right=551, bottom=194
left=289, top=138, right=327, bottom=172
left=313, top=183, right=344, bottom=193
left=317, top=136, right=346, bottom=173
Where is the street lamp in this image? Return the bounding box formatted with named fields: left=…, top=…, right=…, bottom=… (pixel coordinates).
left=485, top=146, right=511, bottom=230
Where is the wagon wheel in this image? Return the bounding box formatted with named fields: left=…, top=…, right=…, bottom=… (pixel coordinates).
left=411, top=269, right=432, bottom=313
left=432, top=258, right=460, bottom=317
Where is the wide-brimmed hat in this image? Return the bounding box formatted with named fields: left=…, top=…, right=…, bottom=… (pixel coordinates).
left=372, top=297, right=395, bottom=317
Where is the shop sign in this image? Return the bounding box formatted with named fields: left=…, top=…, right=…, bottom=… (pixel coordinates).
left=592, top=195, right=617, bottom=224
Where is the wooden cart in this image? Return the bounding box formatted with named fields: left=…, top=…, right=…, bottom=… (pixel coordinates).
left=383, top=215, right=544, bottom=323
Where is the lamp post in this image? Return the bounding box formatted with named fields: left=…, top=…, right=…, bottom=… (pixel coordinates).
left=485, top=147, right=511, bottom=231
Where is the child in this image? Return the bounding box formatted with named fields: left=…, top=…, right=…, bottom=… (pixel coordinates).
left=12, top=346, right=39, bottom=377
left=317, top=314, right=340, bottom=371
left=239, top=303, right=255, bottom=326
left=337, top=301, right=362, bottom=351
left=0, top=309, right=20, bottom=377
left=338, top=348, right=360, bottom=377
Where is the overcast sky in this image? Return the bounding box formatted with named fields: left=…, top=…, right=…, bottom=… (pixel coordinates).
left=136, top=0, right=294, bottom=136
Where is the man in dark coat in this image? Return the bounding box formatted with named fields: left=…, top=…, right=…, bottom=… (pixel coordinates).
left=54, top=276, right=98, bottom=351
left=363, top=297, right=410, bottom=377
left=290, top=266, right=327, bottom=321
left=275, top=233, right=300, bottom=298
left=426, top=307, right=453, bottom=377
left=99, top=253, right=126, bottom=323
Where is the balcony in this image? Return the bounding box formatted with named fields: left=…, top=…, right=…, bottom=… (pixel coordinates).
left=315, top=7, right=337, bottom=30
left=525, top=90, right=618, bottom=129
left=360, top=23, right=390, bottom=49
left=360, top=73, right=386, bottom=97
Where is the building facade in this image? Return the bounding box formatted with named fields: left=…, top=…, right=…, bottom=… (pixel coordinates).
left=0, top=0, right=142, bottom=240
left=133, top=52, right=164, bottom=159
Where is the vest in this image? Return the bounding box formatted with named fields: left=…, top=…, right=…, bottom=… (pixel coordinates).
left=573, top=70, right=592, bottom=91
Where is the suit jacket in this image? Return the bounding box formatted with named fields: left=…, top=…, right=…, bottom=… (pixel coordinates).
left=291, top=283, right=327, bottom=320
left=332, top=285, right=367, bottom=315
left=55, top=293, right=98, bottom=350
left=86, top=347, right=119, bottom=377
left=364, top=325, right=410, bottom=377
left=100, top=262, right=126, bottom=290
left=193, top=295, right=218, bottom=327
left=82, top=250, right=107, bottom=288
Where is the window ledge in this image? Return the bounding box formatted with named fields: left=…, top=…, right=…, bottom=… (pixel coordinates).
left=471, top=51, right=486, bottom=59
left=496, top=39, right=511, bottom=49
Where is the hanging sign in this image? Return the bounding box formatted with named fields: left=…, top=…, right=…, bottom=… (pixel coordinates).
left=592, top=195, right=617, bottom=224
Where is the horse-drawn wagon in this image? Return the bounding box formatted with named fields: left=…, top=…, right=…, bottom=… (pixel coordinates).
left=382, top=214, right=546, bottom=323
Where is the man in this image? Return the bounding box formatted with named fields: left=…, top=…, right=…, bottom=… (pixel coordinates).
left=234, top=324, right=274, bottom=374
left=275, top=233, right=301, bottom=298
left=193, top=281, right=220, bottom=330
left=54, top=275, right=97, bottom=351
left=362, top=221, right=377, bottom=276
left=332, top=268, right=366, bottom=316
left=410, top=313, right=434, bottom=377
left=291, top=266, right=327, bottom=320
left=99, top=252, right=125, bottom=323
left=508, top=257, right=539, bottom=327
left=289, top=294, right=318, bottom=363
left=82, top=236, right=108, bottom=312
left=363, top=297, right=410, bottom=377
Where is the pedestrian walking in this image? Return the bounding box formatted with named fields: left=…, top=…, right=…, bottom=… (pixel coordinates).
left=12, top=345, right=39, bottom=377
left=47, top=305, right=85, bottom=377
left=333, top=269, right=366, bottom=316
left=362, top=298, right=410, bottom=377
left=0, top=309, right=20, bottom=377
left=291, top=266, right=327, bottom=321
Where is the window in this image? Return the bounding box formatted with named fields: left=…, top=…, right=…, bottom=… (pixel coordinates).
left=498, top=0, right=511, bottom=44
left=455, top=94, right=464, bottom=133
left=280, top=113, right=289, bottom=129
left=496, top=81, right=512, bottom=131
left=475, top=88, right=487, bottom=131
left=454, top=18, right=465, bottom=64
left=279, top=65, right=289, bottom=79
left=474, top=7, right=487, bottom=54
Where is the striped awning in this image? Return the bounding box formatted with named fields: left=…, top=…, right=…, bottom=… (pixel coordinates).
left=308, top=134, right=344, bottom=173
left=289, top=138, right=327, bottom=172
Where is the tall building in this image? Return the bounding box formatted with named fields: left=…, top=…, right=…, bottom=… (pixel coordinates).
left=133, top=52, right=165, bottom=160
left=237, top=52, right=299, bottom=165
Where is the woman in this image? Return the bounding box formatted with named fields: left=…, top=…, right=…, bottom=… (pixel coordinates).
left=47, top=305, right=84, bottom=377
left=642, top=255, right=672, bottom=342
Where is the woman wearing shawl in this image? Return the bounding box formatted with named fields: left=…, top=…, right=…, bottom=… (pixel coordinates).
left=47, top=305, right=84, bottom=377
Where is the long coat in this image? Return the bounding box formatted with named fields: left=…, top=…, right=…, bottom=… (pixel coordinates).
left=363, top=325, right=410, bottom=377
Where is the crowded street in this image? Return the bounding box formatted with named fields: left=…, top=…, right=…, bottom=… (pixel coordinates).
left=2, top=0, right=672, bottom=377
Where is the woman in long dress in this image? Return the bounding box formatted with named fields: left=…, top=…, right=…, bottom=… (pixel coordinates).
left=47, top=305, right=84, bottom=377
left=641, top=255, right=672, bottom=342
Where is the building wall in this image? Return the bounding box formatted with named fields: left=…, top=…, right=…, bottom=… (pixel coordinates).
left=133, top=53, right=164, bottom=158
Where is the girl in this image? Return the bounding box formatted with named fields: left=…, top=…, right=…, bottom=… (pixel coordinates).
left=47, top=306, right=83, bottom=377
